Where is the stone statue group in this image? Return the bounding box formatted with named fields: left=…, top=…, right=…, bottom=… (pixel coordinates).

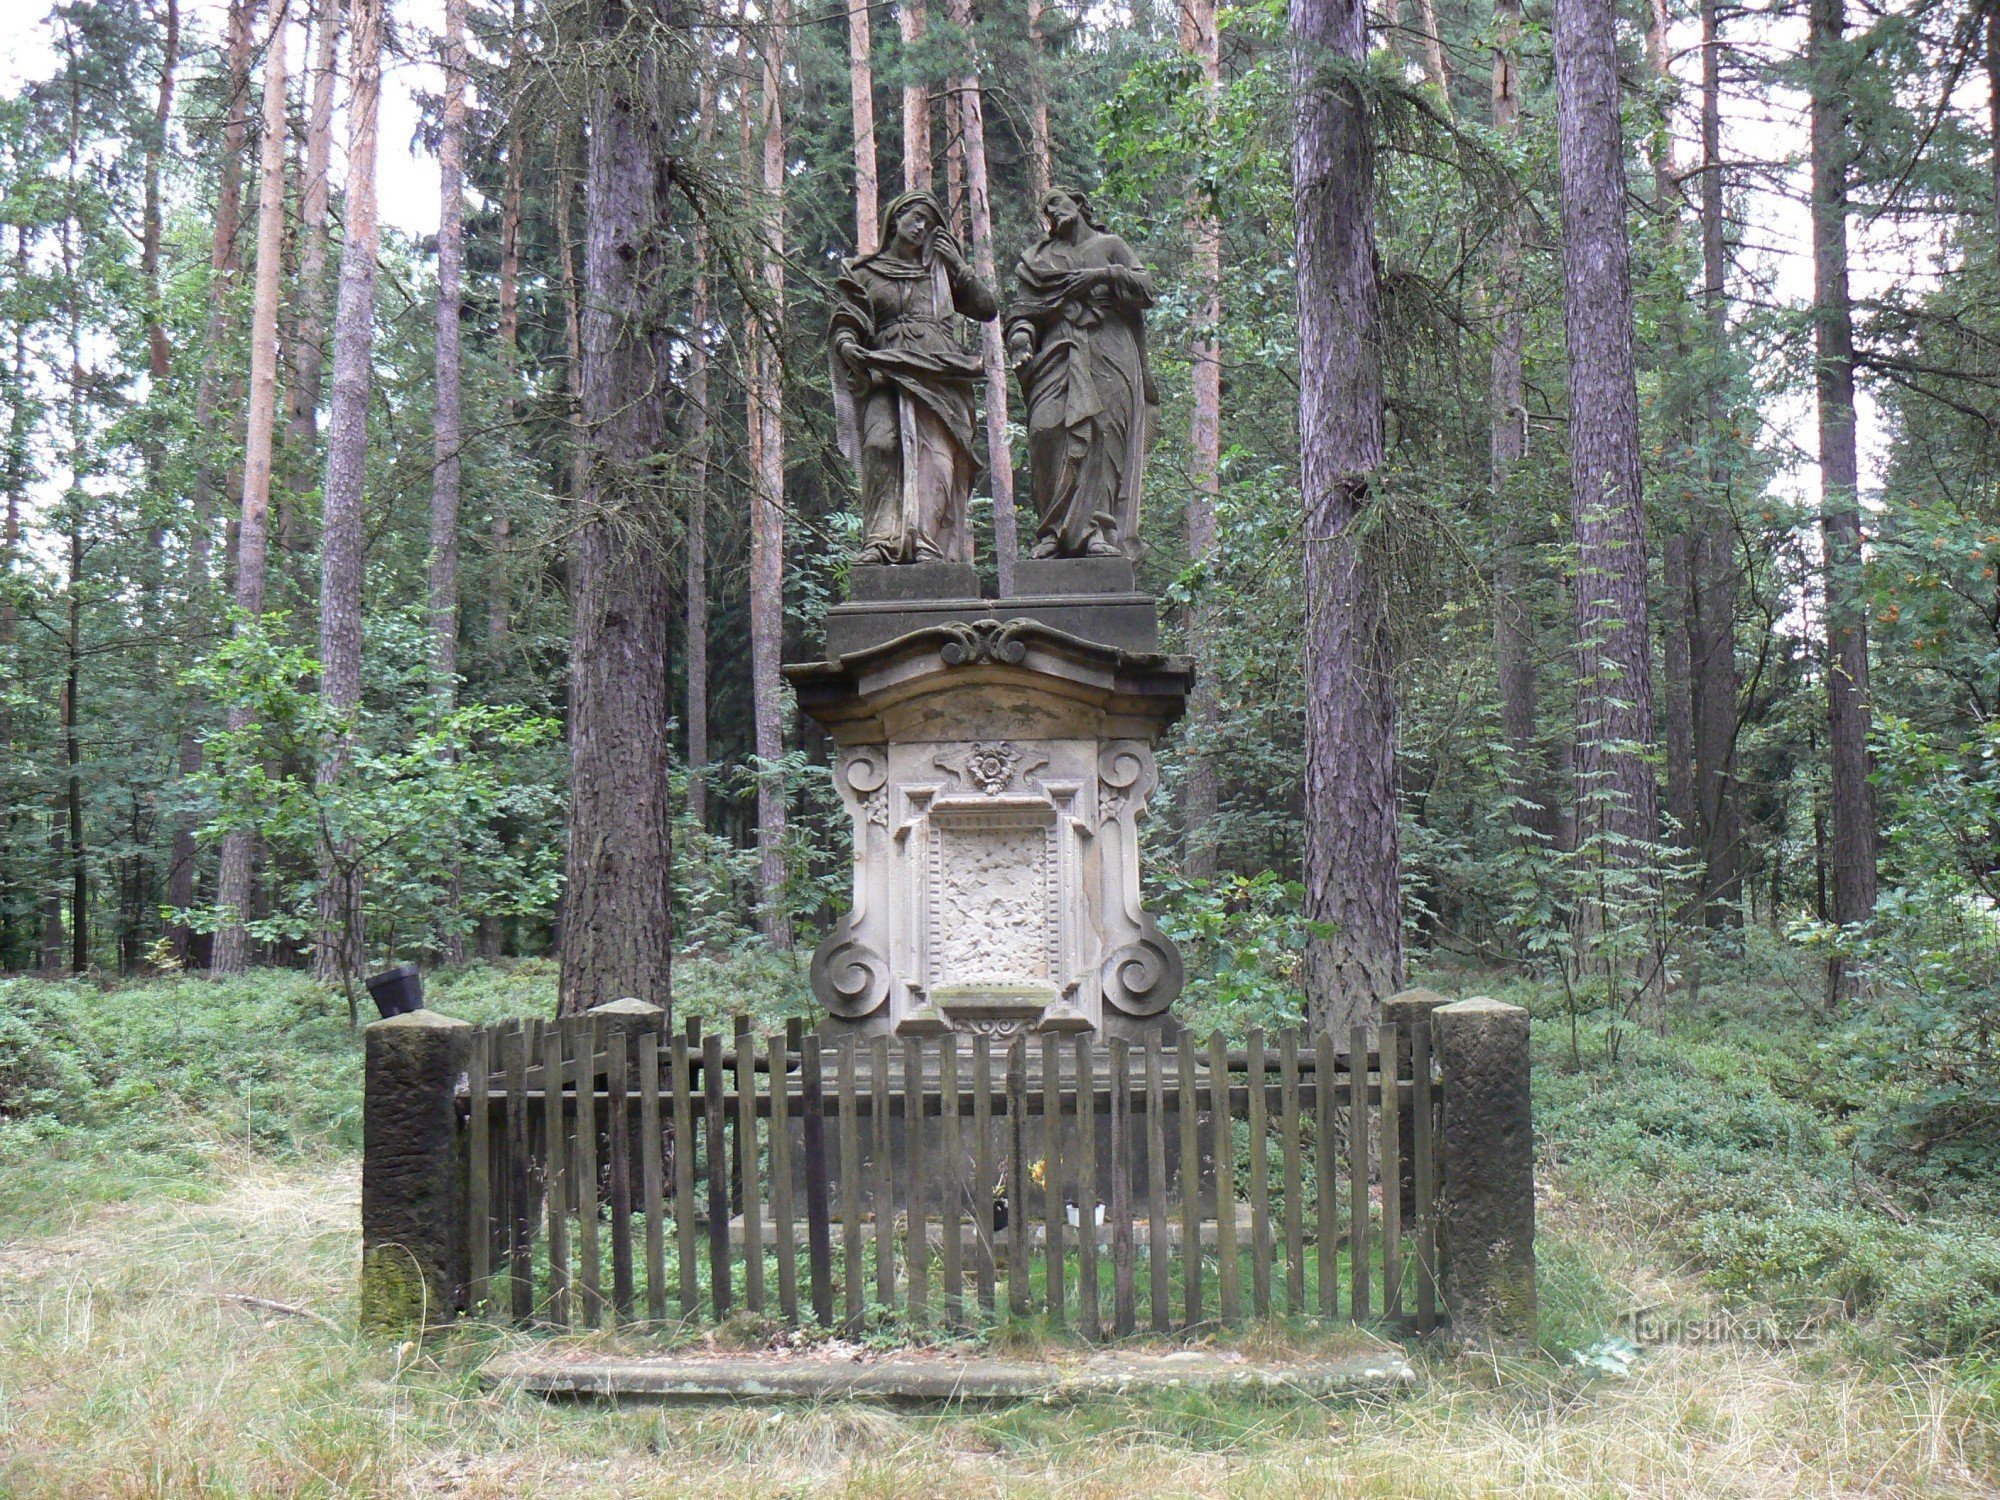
left=831, top=187, right=1157, bottom=568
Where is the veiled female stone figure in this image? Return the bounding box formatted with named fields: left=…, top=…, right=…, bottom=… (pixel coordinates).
left=1006, top=188, right=1159, bottom=559
left=830, top=190, right=1000, bottom=564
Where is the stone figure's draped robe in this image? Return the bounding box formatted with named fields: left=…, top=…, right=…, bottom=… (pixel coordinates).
left=831, top=247, right=996, bottom=564
left=1006, top=231, right=1158, bottom=558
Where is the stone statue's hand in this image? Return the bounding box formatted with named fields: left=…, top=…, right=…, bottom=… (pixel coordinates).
left=929, top=229, right=967, bottom=276
left=1007, top=334, right=1033, bottom=369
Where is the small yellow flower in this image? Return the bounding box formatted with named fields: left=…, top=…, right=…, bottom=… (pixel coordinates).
left=1029, top=1157, right=1047, bottom=1189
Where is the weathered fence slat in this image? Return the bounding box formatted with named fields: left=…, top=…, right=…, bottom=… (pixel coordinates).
left=1348, top=1023, right=1370, bottom=1323
left=904, top=1037, right=928, bottom=1321
left=1074, top=1032, right=1100, bottom=1340
left=608, top=1030, right=634, bottom=1320
left=574, top=1016, right=602, bottom=1327
left=467, top=1027, right=491, bottom=1315
left=736, top=1033, right=764, bottom=1313
left=1412, top=1018, right=1436, bottom=1334
left=871, top=1036, right=895, bottom=1311
left=1179, top=1041, right=1202, bottom=1328
left=542, top=1025, right=568, bottom=1326
left=1042, top=1031, right=1064, bottom=1324
left=1110, top=1036, right=1136, bottom=1337
left=973, top=1036, right=996, bottom=1316
left=770, top=1033, right=797, bottom=1325
left=671, top=1033, right=698, bottom=1320
left=1378, top=1021, right=1401, bottom=1319
left=801, top=1032, right=834, bottom=1329
left=1315, top=1029, right=1337, bottom=1319
left=704, top=1031, right=729, bottom=1318
left=940, top=1039, right=963, bottom=1329
left=640, top=1032, right=665, bottom=1325
left=1247, top=1027, right=1272, bottom=1319
left=838, top=1040, right=863, bottom=1330
left=1280, top=1028, right=1304, bottom=1314
left=507, top=1022, right=533, bottom=1323
left=1007, top=1039, right=1030, bottom=1318
left=1144, top=1035, right=1169, bottom=1333
left=1209, top=1031, right=1239, bottom=1326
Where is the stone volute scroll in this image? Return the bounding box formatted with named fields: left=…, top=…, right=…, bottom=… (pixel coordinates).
left=1006, top=187, right=1160, bottom=561
left=830, top=190, right=1000, bottom=566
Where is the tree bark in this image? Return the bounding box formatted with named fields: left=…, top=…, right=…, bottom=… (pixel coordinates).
left=1696, top=0, right=1742, bottom=924
left=749, top=0, right=793, bottom=948
left=899, top=0, right=932, bottom=193
left=1810, top=0, right=1877, bottom=982
left=1294, top=0, right=1403, bottom=1032
left=1551, top=0, right=1662, bottom=978
left=212, top=0, right=290, bottom=974
left=313, top=0, right=384, bottom=987
left=166, top=0, right=257, bottom=965
left=1989, top=0, right=2000, bottom=247
left=686, top=66, right=717, bottom=830
left=285, top=0, right=340, bottom=484
left=560, top=0, right=680, bottom=1015
left=430, top=0, right=466, bottom=704
left=1027, top=0, right=1052, bottom=203
left=846, top=0, right=880, bottom=252
left=1413, top=0, right=1450, bottom=104
left=490, top=0, right=526, bottom=657
left=1180, top=0, right=1222, bottom=880
left=947, top=0, right=1017, bottom=596
left=1489, top=0, right=1544, bottom=849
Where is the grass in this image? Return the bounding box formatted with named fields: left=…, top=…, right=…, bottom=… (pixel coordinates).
left=3, top=960, right=1999, bottom=1495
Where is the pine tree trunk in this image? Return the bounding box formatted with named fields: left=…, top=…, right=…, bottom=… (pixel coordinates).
left=1180, top=0, right=1222, bottom=880
left=749, top=0, right=793, bottom=948
left=686, top=67, right=717, bottom=830
left=560, top=0, right=680, bottom=1015
left=1027, top=0, right=1052, bottom=203
left=1294, top=0, right=1403, bottom=1032
left=1551, top=0, right=1662, bottom=983
left=166, top=0, right=256, bottom=966
left=211, top=3, right=289, bottom=975
left=430, top=0, right=466, bottom=702
left=899, top=0, right=932, bottom=193
left=1413, top=0, right=1450, bottom=102
left=946, top=0, right=1017, bottom=596
left=846, top=0, right=880, bottom=252
left=286, top=0, right=340, bottom=484
left=489, top=0, right=527, bottom=662
left=1811, top=0, right=1876, bottom=992
left=1489, top=0, right=1545, bottom=849
left=1696, top=0, right=1743, bottom=925
left=314, top=0, right=385, bottom=989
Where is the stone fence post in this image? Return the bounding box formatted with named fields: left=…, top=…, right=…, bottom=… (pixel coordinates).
left=1434, top=997, right=1536, bottom=1350
left=360, top=1009, right=474, bottom=1331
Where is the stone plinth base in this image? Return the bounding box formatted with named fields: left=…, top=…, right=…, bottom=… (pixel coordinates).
left=786, top=612, right=1191, bottom=1043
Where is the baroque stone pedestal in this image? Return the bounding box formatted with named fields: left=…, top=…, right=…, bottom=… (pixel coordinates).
left=786, top=566, right=1192, bottom=1042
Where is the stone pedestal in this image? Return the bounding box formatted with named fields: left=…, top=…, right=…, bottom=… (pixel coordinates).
left=786, top=577, right=1192, bottom=1043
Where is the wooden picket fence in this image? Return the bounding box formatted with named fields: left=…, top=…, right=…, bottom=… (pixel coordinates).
left=461, top=1014, right=1442, bottom=1339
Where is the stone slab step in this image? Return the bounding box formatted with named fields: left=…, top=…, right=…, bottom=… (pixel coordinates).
left=485, top=1350, right=1416, bottom=1405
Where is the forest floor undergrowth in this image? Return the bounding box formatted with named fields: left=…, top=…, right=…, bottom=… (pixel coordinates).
left=2, top=962, right=1998, bottom=1496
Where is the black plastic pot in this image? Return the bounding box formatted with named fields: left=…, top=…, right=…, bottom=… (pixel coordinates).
left=365, top=963, right=424, bottom=1019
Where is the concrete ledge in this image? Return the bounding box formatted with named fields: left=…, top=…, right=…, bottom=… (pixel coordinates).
left=486, top=1350, right=1416, bottom=1405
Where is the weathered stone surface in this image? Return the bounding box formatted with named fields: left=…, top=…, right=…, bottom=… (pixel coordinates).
left=822, top=595, right=1160, bottom=660
left=787, top=619, right=1190, bottom=1043
left=846, top=562, right=983, bottom=603
left=1014, top=556, right=1137, bottom=597
left=360, top=1009, right=474, bottom=1330
left=1434, top=997, right=1536, bottom=1351
left=1383, top=987, right=1453, bottom=1222
left=487, top=1349, right=1416, bottom=1404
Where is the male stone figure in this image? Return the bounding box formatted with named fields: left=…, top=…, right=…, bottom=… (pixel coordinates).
left=831, top=190, right=1000, bottom=564
left=1007, top=188, right=1159, bottom=560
